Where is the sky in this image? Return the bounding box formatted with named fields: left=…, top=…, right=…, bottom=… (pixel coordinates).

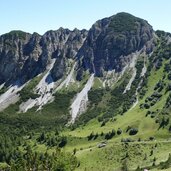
left=1, top=0, right=171, bottom=35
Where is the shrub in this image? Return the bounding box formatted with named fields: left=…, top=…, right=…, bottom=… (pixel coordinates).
left=101, top=121, right=106, bottom=127
left=117, top=128, right=122, bottom=135
left=104, top=129, right=116, bottom=140
left=149, top=136, right=155, bottom=141
left=87, top=132, right=95, bottom=141
left=129, top=128, right=138, bottom=135
left=168, top=73, right=171, bottom=80
left=159, top=117, right=170, bottom=129
left=126, top=126, right=131, bottom=132
left=146, top=110, right=151, bottom=116
left=166, top=83, right=171, bottom=92
left=144, top=103, right=150, bottom=109
left=58, top=136, right=67, bottom=147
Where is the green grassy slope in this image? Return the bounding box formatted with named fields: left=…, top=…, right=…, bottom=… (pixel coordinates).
left=62, top=48, right=171, bottom=170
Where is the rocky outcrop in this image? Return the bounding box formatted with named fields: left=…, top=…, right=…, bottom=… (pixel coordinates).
left=76, top=12, right=155, bottom=78
left=0, top=29, right=88, bottom=85
left=0, top=31, right=38, bottom=84
left=49, top=28, right=87, bottom=81
left=0, top=13, right=155, bottom=85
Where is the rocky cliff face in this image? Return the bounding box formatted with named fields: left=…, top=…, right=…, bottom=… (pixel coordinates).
left=0, top=29, right=87, bottom=85
left=0, top=31, right=35, bottom=84
left=0, top=13, right=155, bottom=85
left=76, top=12, right=155, bottom=79
left=0, top=12, right=159, bottom=119
left=48, top=28, right=87, bottom=81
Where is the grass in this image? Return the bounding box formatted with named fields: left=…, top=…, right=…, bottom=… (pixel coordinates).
left=0, top=163, right=9, bottom=169
left=74, top=141, right=171, bottom=171
left=59, top=57, right=171, bottom=171
left=19, top=74, right=43, bottom=102
left=93, top=77, right=103, bottom=89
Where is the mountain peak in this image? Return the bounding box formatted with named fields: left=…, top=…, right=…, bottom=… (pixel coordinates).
left=109, top=12, right=151, bottom=33
left=76, top=12, right=155, bottom=77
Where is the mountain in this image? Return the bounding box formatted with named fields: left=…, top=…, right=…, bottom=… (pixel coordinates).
left=0, top=28, right=87, bottom=84
left=76, top=12, right=154, bottom=77
left=0, top=12, right=171, bottom=170
left=0, top=12, right=155, bottom=116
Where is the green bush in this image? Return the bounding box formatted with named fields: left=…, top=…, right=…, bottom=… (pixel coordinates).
left=129, top=128, right=138, bottom=135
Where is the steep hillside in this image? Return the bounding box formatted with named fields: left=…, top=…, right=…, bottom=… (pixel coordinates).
left=0, top=29, right=87, bottom=85
left=76, top=12, right=154, bottom=77
left=68, top=30, right=171, bottom=171
left=0, top=12, right=171, bottom=171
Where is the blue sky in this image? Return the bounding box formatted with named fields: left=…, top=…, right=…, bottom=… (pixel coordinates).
left=1, top=0, right=171, bottom=35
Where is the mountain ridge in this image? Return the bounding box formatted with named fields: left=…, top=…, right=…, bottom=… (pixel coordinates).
left=0, top=12, right=160, bottom=120
left=0, top=12, right=157, bottom=116
left=0, top=13, right=170, bottom=136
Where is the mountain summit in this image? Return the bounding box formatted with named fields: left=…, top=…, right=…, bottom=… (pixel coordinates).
left=76, top=12, right=154, bottom=78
